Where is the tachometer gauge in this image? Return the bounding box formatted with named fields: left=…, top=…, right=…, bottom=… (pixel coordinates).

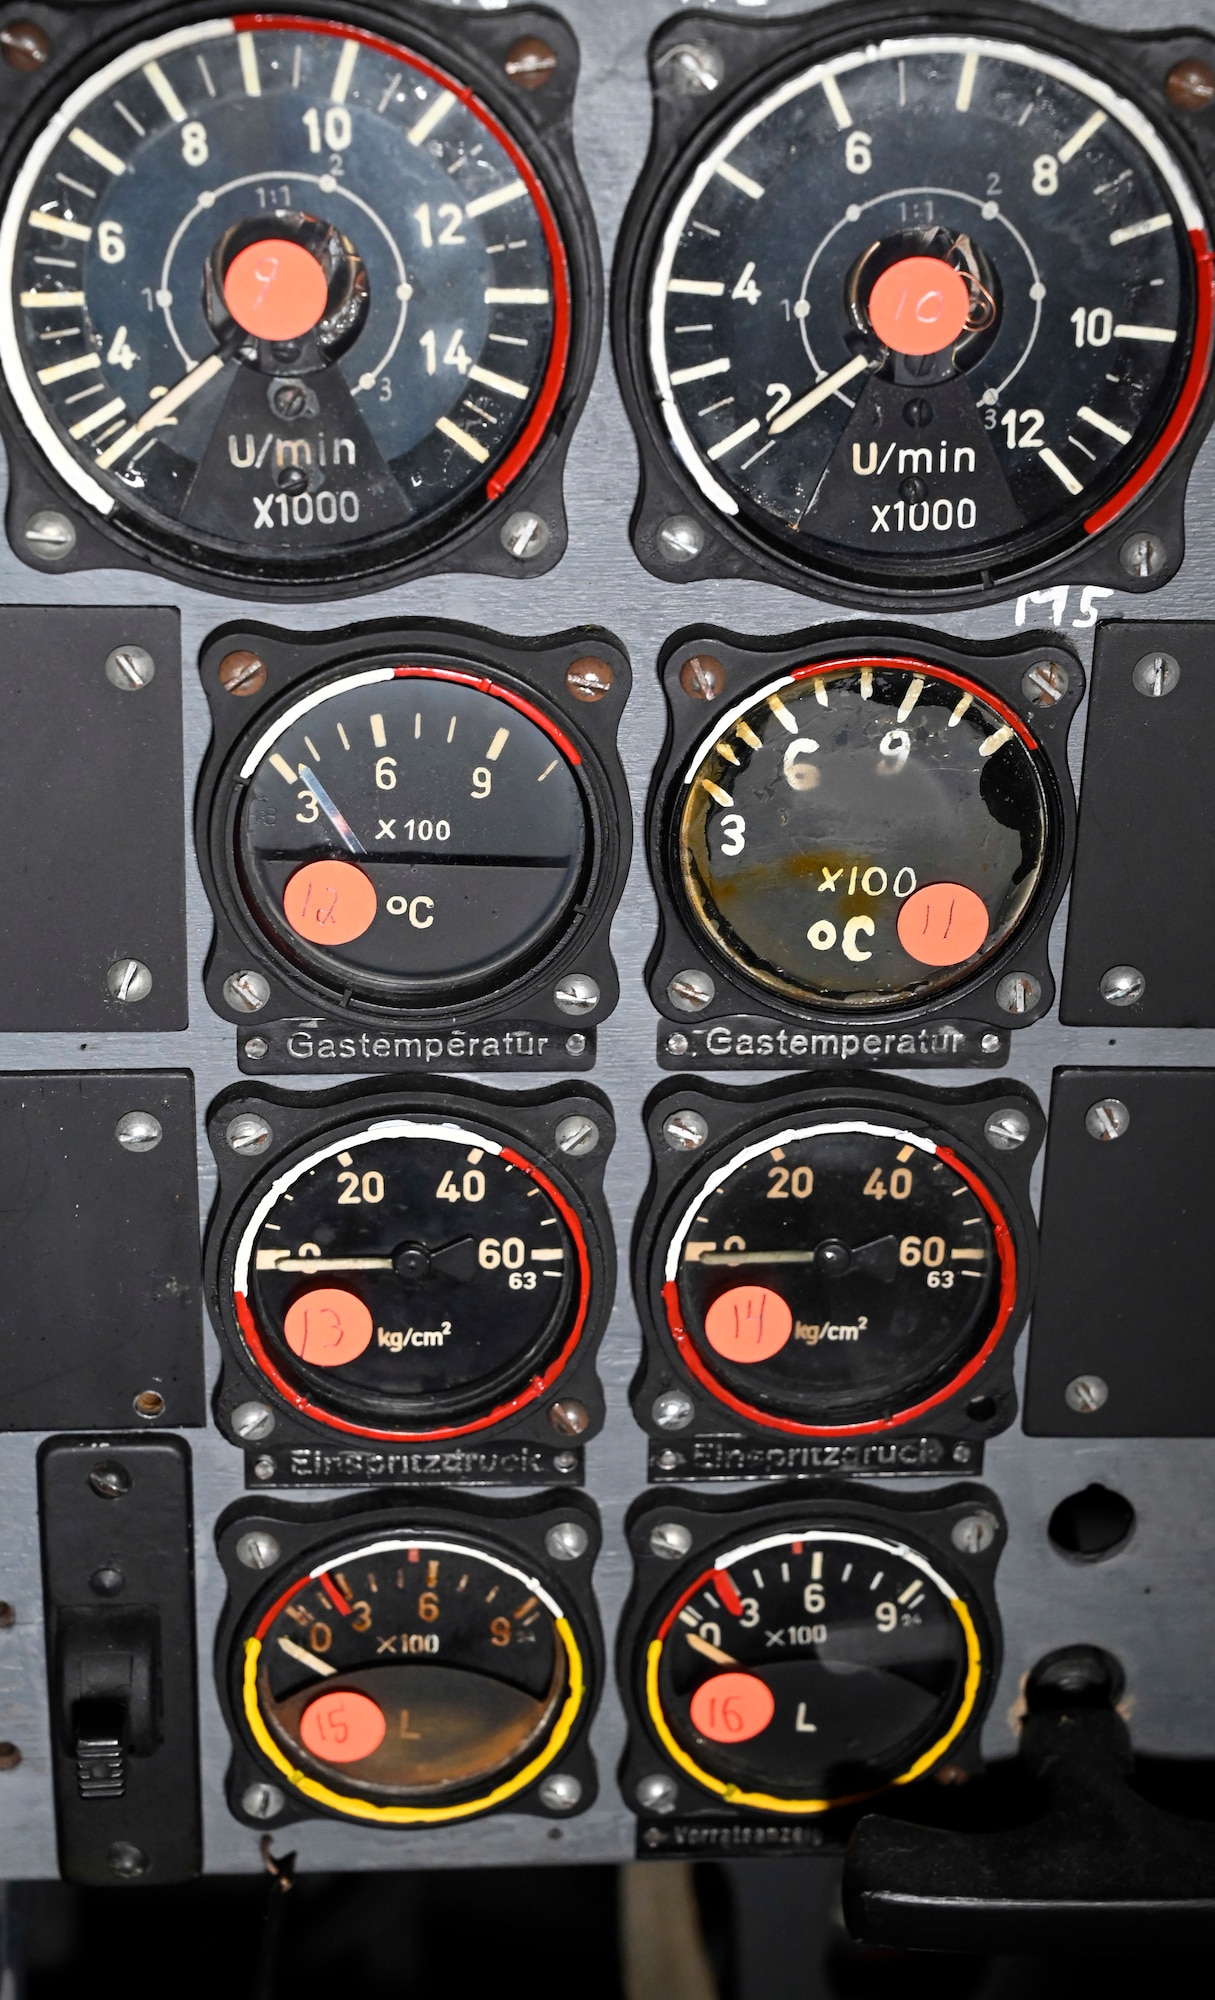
left=0, top=13, right=590, bottom=592
left=623, top=12, right=1215, bottom=599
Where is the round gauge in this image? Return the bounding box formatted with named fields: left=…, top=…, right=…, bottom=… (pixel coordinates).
left=228, top=663, right=589, bottom=1008
left=644, top=1524, right=983, bottom=1812
left=675, top=657, right=1050, bottom=1011
left=659, top=1115, right=1014, bottom=1431
left=0, top=16, right=573, bottom=589
left=236, top=1530, right=587, bottom=1824
left=643, top=29, right=1213, bottom=594
left=230, top=1113, right=590, bottom=1438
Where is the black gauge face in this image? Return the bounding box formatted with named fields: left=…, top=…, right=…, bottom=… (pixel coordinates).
left=0, top=16, right=569, bottom=585
left=645, top=31, right=1210, bottom=591
left=662, top=1118, right=1011, bottom=1427
left=233, top=666, right=588, bottom=1007
left=676, top=660, right=1049, bottom=1010
left=648, top=1526, right=980, bottom=1810
left=233, top=1116, right=587, bottom=1433
left=241, top=1534, right=583, bottom=1823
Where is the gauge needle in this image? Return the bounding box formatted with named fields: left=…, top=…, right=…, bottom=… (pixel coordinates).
left=297, top=766, right=367, bottom=855
left=686, top=1632, right=739, bottom=1666
left=696, top=1236, right=898, bottom=1277
left=277, top=1635, right=337, bottom=1677
left=769, top=352, right=873, bottom=435
left=94, top=348, right=232, bottom=471
left=258, top=1254, right=394, bottom=1273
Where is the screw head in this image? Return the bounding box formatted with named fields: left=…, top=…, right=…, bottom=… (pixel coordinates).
left=252, top=1455, right=276, bottom=1482
left=243, top=1036, right=269, bottom=1061
left=218, top=649, right=268, bottom=697
left=89, top=1566, right=125, bottom=1598
left=554, top=973, right=599, bottom=1017
left=226, top=1113, right=273, bottom=1155
left=0, top=20, right=50, bottom=69
left=548, top=1398, right=589, bottom=1437
left=1085, top=1098, right=1130, bottom=1142
left=678, top=654, right=726, bottom=701
left=236, top=1530, right=281, bottom=1571
left=1120, top=531, right=1167, bottom=579
left=88, top=1462, right=130, bottom=1500
left=232, top=1401, right=276, bottom=1443
left=662, top=1109, right=708, bottom=1152
left=650, top=1521, right=693, bottom=1561
left=538, top=1770, right=582, bottom=1811
left=552, top=1451, right=578, bottom=1476
left=980, top=1033, right=1002, bottom=1054
left=115, top=1111, right=162, bottom=1153
left=636, top=1772, right=679, bottom=1814
left=500, top=510, right=550, bottom=561
left=242, top=1782, right=285, bottom=1821
left=1132, top=651, right=1180, bottom=698
left=1100, top=965, right=1146, bottom=1008
left=657, top=40, right=723, bottom=93
left=655, top=1448, right=682, bottom=1473
left=995, top=971, right=1041, bottom=1016
left=565, top=656, right=613, bottom=703
left=555, top=1114, right=599, bottom=1157
left=656, top=514, right=705, bottom=564
left=1066, top=1373, right=1109, bottom=1414
left=652, top=1389, right=694, bottom=1431
left=665, top=1032, right=690, bottom=1057
left=504, top=34, right=557, bottom=88
left=1021, top=658, right=1070, bottom=707
left=107, top=958, right=153, bottom=1004
left=1166, top=56, right=1215, bottom=110
left=22, top=508, right=75, bottom=559
left=565, top=1034, right=587, bottom=1058
left=224, top=970, right=270, bottom=1014
left=107, top=1842, right=148, bottom=1880
left=544, top=1520, right=589, bottom=1562
left=950, top=1510, right=999, bottom=1555
left=667, top=969, right=715, bottom=1013
left=105, top=644, right=155, bottom=691
left=133, top=1390, right=165, bottom=1420
left=984, top=1106, right=1030, bottom=1152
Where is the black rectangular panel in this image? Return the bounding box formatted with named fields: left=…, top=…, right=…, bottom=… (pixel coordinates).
left=0, top=607, right=185, bottom=1029
left=39, top=1435, right=201, bottom=1884
left=0, top=1073, right=203, bottom=1430
left=1025, top=1069, right=1215, bottom=1435
left=1061, top=622, right=1215, bottom=1026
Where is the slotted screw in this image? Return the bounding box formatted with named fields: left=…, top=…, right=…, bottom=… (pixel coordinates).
left=1066, top=1374, right=1109, bottom=1414
left=1120, top=532, right=1167, bottom=578
left=650, top=1521, right=693, bottom=1560
left=501, top=511, right=549, bottom=560
left=115, top=1112, right=162, bottom=1153
left=1100, top=965, right=1146, bottom=1007
left=951, top=1510, right=999, bottom=1555
left=545, top=1521, right=589, bottom=1562
left=105, top=645, right=155, bottom=691
left=226, top=1114, right=273, bottom=1155
left=1085, top=1098, right=1129, bottom=1141
left=235, top=1530, right=281, bottom=1570
left=565, top=657, right=614, bottom=702
left=667, top=969, right=714, bottom=1013
left=224, top=970, right=270, bottom=1014
left=555, top=1115, right=599, bottom=1157
left=1132, top=652, right=1180, bottom=698
left=219, top=649, right=267, bottom=697
left=995, top=971, right=1040, bottom=1015
left=232, top=1402, right=275, bottom=1442
left=679, top=655, right=726, bottom=700
left=663, top=1110, right=708, bottom=1152
left=656, top=514, right=705, bottom=563
left=107, top=959, right=152, bottom=1004
left=555, top=974, right=599, bottom=1016
left=1021, top=659, right=1069, bottom=707
left=657, top=41, right=723, bottom=92
left=22, top=509, right=75, bottom=559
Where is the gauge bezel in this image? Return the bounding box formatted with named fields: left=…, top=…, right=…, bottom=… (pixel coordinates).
left=632, top=1073, right=1042, bottom=1452
left=205, top=1076, right=615, bottom=1455
left=0, top=0, right=601, bottom=598
left=612, top=0, right=1215, bottom=609
left=196, top=619, right=630, bottom=1036
left=618, top=1483, right=1003, bottom=1832
left=647, top=624, right=1079, bottom=1037
left=216, top=1489, right=602, bottom=1828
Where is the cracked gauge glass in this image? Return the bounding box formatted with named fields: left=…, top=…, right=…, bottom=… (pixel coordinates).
left=237, top=1532, right=585, bottom=1823
left=675, top=657, right=1051, bottom=1011
left=658, top=1115, right=1015, bottom=1429
left=644, top=1524, right=983, bottom=1811
left=230, top=1114, right=589, bottom=1436
left=645, top=30, right=1212, bottom=593
left=0, top=16, right=569, bottom=587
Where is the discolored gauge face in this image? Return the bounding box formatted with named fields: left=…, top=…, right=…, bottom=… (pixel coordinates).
left=649, top=1527, right=979, bottom=1808
left=645, top=32, right=1208, bottom=591
left=676, top=660, right=1049, bottom=1009
left=233, top=667, right=588, bottom=1007
left=663, top=1119, right=1009, bottom=1426
left=244, top=1535, right=577, bottom=1818
left=0, top=17, right=568, bottom=584
left=234, top=1117, right=585, bottom=1429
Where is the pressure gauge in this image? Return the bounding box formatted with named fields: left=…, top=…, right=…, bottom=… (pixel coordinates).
left=220, top=1507, right=599, bottom=1826
left=622, top=13, right=1215, bottom=599
left=0, top=13, right=591, bottom=592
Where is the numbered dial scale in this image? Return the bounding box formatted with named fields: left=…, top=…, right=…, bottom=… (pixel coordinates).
left=640, top=1522, right=987, bottom=1813
left=221, top=662, right=594, bottom=1011
left=230, top=1529, right=589, bottom=1824
left=638, top=25, right=1213, bottom=595
left=225, top=1113, right=592, bottom=1438
left=672, top=657, right=1053, bottom=1012
left=0, top=14, right=575, bottom=589
left=655, top=1114, right=1016, bottom=1431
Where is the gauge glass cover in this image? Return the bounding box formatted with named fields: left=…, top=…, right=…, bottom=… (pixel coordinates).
left=0, top=16, right=570, bottom=582
left=649, top=1526, right=980, bottom=1809
left=233, top=665, right=588, bottom=1006
left=676, top=660, right=1049, bottom=1009
left=645, top=32, right=1210, bottom=590
left=662, top=1117, right=1011, bottom=1428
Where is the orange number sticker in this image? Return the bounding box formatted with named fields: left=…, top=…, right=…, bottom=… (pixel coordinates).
left=896, top=881, right=990, bottom=967
left=283, top=859, right=378, bottom=946
left=704, top=1285, right=793, bottom=1363
left=283, top=1287, right=374, bottom=1367
left=299, top=1689, right=386, bottom=1764
left=689, top=1671, right=775, bottom=1743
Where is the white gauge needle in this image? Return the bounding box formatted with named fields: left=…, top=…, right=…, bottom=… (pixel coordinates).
left=297, top=766, right=367, bottom=855
left=257, top=1255, right=394, bottom=1273
left=95, top=349, right=229, bottom=470
left=697, top=1249, right=821, bottom=1266
left=277, top=1635, right=336, bottom=1677
left=686, top=1632, right=739, bottom=1666
left=769, top=352, right=873, bottom=435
